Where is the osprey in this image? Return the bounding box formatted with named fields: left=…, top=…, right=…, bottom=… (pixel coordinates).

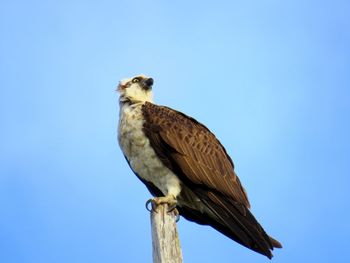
left=117, top=75, right=282, bottom=259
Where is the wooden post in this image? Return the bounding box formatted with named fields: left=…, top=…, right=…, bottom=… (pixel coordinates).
left=151, top=204, right=183, bottom=263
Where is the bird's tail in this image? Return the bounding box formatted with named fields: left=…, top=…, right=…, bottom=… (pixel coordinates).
left=198, top=191, right=282, bottom=259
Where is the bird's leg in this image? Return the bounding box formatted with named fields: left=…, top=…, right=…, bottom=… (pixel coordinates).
left=145, top=194, right=179, bottom=215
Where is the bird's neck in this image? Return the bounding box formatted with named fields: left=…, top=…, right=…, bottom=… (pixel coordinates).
left=119, top=95, right=150, bottom=107
left=119, top=96, right=149, bottom=120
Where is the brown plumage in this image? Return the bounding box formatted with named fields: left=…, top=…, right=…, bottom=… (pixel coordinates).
left=142, top=102, right=282, bottom=259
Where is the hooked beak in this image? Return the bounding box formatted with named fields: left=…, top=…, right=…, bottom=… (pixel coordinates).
left=142, top=78, right=154, bottom=90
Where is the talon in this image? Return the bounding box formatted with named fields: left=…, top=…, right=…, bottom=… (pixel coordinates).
left=171, top=208, right=180, bottom=222
left=145, top=199, right=154, bottom=212
left=167, top=203, right=177, bottom=213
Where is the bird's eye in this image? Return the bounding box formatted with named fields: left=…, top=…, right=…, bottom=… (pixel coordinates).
left=132, top=78, right=140, bottom=83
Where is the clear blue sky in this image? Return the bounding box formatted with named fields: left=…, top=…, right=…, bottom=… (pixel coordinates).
left=1, top=0, right=349, bottom=262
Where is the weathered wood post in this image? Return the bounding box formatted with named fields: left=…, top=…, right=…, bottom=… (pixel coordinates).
left=150, top=204, right=183, bottom=263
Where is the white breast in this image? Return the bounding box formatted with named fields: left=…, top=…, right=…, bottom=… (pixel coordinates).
left=118, top=103, right=181, bottom=197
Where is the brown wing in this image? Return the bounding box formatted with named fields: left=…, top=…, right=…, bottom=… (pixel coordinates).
left=142, top=102, right=250, bottom=208
left=142, top=102, right=281, bottom=258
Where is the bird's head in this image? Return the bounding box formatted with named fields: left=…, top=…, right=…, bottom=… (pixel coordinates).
left=117, top=74, right=154, bottom=105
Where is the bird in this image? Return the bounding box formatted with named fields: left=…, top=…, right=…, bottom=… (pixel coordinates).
left=117, top=74, right=282, bottom=259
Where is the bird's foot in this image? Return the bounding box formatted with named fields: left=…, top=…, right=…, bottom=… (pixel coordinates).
left=145, top=195, right=179, bottom=219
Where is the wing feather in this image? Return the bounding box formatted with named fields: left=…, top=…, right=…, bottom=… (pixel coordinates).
left=142, top=102, right=250, bottom=207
